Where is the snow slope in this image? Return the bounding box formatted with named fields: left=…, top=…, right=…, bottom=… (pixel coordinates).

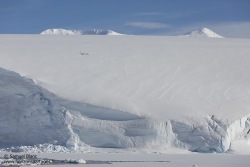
left=41, top=28, right=122, bottom=35
left=0, top=67, right=140, bottom=150
left=183, top=28, right=223, bottom=38
left=0, top=35, right=250, bottom=153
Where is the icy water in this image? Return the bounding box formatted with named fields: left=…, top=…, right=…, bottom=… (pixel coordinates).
left=1, top=152, right=249, bottom=167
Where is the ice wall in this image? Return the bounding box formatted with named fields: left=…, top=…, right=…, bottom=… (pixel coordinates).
left=0, top=67, right=249, bottom=153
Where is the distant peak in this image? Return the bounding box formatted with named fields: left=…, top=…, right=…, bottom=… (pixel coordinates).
left=182, top=28, right=223, bottom=38
left=199, top=27, right=209, bottom=31
left=40, top=28, right=123, bottom=35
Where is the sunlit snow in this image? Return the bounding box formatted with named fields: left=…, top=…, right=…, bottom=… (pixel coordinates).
left=182, top=28, right=223, bottom=38
left=0, top=34, right=250, bottom=153
left=41, top=28, right=123, bottom=35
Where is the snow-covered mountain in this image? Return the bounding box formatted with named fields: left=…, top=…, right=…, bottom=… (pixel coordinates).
left=0, top=35, right=250, bottom=153
left=183, top=28, right=223, bottom=38
left=41, top=28, right=122, bottom=35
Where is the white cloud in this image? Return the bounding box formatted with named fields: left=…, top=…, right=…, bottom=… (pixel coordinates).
left=126, top=22, right=170, bottom=29
left=135, top=12, right=191, bottom=19
left=136, top=12, right=162, bottom=16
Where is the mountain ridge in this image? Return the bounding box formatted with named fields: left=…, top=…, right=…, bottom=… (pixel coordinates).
left=41, top=28, right=123, bottom=35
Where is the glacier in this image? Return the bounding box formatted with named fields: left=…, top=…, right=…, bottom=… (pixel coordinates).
left=0, top=35, right=250, bottom=153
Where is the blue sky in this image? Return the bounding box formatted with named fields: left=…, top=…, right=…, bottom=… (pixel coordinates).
left=1, top=0, right=250, bottom=38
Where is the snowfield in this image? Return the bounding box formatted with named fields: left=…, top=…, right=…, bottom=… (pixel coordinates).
left=0, top=34, right=250, bottom=154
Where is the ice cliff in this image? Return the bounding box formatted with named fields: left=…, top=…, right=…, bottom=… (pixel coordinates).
left=0, top=68, right=249, bottom=153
